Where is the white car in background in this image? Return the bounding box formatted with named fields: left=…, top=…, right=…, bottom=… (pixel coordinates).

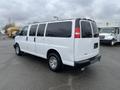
left=99, top=27, right=120, bottom=45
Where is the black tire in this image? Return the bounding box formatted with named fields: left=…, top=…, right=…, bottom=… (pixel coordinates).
left=15, top=44, right=23, bottom=56
left=48, top=53, right=63, bottom=72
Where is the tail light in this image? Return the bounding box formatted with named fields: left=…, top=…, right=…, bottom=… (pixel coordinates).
left=74, top=27, right=80, bottom=38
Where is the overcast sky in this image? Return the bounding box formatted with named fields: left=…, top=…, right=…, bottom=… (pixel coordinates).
left=0, top=0, right=120, bottom=26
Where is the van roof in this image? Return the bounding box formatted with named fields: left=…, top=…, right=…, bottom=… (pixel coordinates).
left=29, top=18, right=95, bottom=25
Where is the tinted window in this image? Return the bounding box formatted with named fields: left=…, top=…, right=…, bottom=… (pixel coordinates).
left=37, top=24, right=45, bottom=36
left=46, top=21, right=72, bottom=37
left=81, top=21, right=92, bottom=38
left=29, top=25, right=38, bottom=36
left=20, top=26, right=28, bottom=36
left=92, top=22, right=99, bottom=37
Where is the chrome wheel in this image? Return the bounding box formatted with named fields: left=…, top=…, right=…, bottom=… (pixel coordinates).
left=48, top=53, right=63, bottom=72
left=49, top=56, right=58, bottom=70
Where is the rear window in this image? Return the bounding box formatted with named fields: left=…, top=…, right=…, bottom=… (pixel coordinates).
left=29, top=25, right=38, bottom=36
left=81, top=21, right=92, bottom=38
left=92, top=22, right=99, bottom=37
left=46, top=21, right=72, bottom=37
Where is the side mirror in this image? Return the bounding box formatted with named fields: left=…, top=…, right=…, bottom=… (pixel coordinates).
left=15, top=32, right=19, bottom=36
left=94, top=33, right=99, bottom=37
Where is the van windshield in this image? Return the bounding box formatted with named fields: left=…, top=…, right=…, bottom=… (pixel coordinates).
left=99, top=28, right=115, bottom=33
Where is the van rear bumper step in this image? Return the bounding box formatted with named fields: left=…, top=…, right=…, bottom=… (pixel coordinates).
left=74, top=55, right=101, bottom=68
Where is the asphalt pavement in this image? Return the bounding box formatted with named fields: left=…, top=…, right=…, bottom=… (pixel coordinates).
left=0, top=38, right=120, bottom=90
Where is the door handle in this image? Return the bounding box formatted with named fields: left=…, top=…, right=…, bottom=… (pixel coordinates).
left=34, top=37, right=36, bottom=42
left=26, top=37, right=28, bottom=41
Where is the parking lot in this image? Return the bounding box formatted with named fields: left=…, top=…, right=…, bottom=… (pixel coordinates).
left=0, top=38, right=120, bottom=90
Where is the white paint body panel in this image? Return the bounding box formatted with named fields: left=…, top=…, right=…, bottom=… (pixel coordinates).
left=15, top=36, right=28, bottom=52
left=74, top=38, right=99, bottom=61
left=15, top=19, right=100, bottom=67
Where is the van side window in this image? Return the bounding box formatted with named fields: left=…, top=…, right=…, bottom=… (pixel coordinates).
left=81, top=21, right=92, bottom=38
left=20, top=26, right=28, bottom=36
left=29, top=25, right=38, bottom=36
left=46, top=21, right=72, bottom=37
left=37, top=24, right=46, bottom=36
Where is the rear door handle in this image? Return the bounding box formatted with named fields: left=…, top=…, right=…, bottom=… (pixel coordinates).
left=34, top=37, right=36, bottom=42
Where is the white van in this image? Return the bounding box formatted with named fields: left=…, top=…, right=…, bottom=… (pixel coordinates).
left=14, top=18, right=101, bottom=72
left=99, top=27, right=120, bottom=45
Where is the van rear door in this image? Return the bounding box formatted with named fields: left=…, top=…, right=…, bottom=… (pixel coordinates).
left=91, top=21, right=99, bottom=55
left=74, top=20, right=99, bottom=61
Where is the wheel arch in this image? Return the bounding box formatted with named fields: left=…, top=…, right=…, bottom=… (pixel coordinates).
left=14, top=43, right=21, bottom=50
left=47, top=49, right=62, bottom=62
left=14, top=43, right=19, bottom=48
